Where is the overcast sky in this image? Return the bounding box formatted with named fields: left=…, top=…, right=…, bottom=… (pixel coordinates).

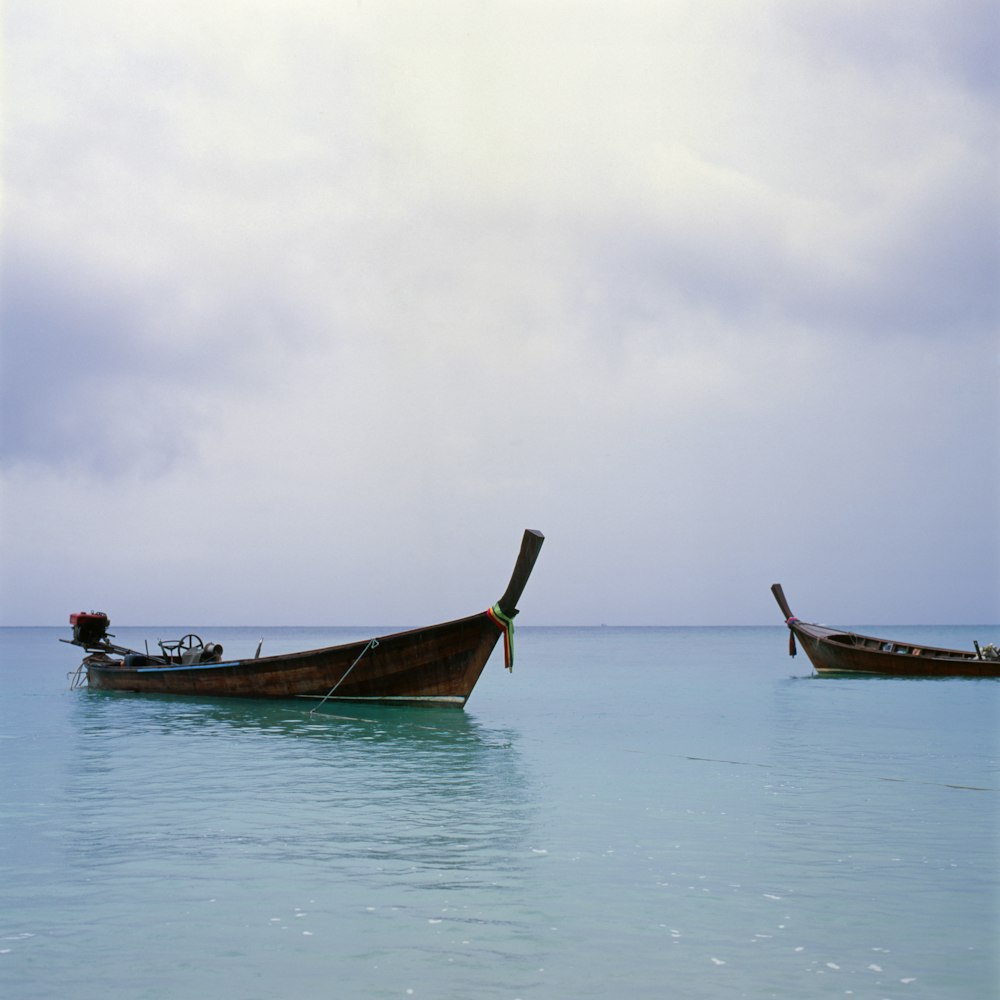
left=2, top=0, right=997, bottom=627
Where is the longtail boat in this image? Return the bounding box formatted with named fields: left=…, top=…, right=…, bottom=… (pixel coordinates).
left=63, top=529, right=544, bottom=706
left=771, top=583, right=1000, bottom=678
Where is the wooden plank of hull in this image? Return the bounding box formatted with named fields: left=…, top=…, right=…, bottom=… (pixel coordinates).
left=86, top=613, right=502, bottom=705
left=772, top=584, right=1000, bottom=678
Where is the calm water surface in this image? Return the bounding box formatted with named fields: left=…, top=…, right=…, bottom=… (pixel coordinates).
left=2, top=625, right=997, bottom=999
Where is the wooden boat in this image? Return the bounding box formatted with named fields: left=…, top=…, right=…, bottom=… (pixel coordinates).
left=771, top=583, right=1000, bottom=678
left=63, top=529, right=544, bottom=706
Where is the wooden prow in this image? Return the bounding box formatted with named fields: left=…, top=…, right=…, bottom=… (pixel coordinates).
left=496, top=529, right=545, bottom=618
left=771, top=583, right=794, bottom=621
left=771, top=583, right=798, bottom=657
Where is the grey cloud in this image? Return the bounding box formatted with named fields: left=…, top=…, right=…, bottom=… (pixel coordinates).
left=1, top=252, right=194, bottom=472
left=0, top=244, right=306, bottom=474
left=583, top=166, right=998, bottom=349
left=814, top=182, right=999, bottom=339
left=780, top=0, right=999, bottom=100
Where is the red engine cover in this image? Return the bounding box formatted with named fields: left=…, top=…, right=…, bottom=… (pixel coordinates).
left=70, top=612, right=110, bottom=628
left=70, top=611, right=110, bottom=644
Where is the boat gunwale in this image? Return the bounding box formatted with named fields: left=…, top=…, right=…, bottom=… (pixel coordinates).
left=85, top=610, right=489, bottom=676
left=791, top=620, right=980, bottom=661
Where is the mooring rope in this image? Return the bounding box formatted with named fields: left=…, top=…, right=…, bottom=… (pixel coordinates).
left=67, top=662, right=88, bottom=690
left=309, top=638, right=379, bottom=714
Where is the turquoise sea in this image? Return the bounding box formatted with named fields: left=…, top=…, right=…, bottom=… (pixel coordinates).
left=2, top=624, right=998, bottom=1000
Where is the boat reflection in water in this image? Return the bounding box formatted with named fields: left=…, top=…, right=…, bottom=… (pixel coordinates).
left=67, top=690, right=536, bottom=880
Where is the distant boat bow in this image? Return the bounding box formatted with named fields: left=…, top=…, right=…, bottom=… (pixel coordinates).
left=771, top=584, right=999, bottom=678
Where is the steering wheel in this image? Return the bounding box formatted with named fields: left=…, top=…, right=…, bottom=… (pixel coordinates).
left=178, top=634, right=204, bottom=653
left=159, top=634, right=205, bottom=661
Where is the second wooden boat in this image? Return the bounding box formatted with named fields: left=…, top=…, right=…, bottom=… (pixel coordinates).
left=771, top=583, right=999, bottom=677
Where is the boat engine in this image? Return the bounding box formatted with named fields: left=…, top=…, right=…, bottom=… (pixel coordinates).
left=70, top=611, right=111, bottom=645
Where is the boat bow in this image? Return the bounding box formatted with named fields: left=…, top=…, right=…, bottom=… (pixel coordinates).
left=771, top=583, right=799, bottom=656
left=488, top=529, right=545, bottom=670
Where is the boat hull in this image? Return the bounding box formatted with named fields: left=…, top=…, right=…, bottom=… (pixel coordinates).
left=86, top=613, right=504, bottom=706
left=771, top=585, right=999, bottom=678
left=790, top=625, right=999, bottom=678
left=72, top=528, right=545, bottom=707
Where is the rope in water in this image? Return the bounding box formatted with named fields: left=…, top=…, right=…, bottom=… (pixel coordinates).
left=309, top=638, right=379, bottom=714
left=486, top=603, right=516, bottom=671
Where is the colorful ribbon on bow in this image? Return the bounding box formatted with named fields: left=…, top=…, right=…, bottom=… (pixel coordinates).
left=786, top=617, right=798, bottom=657
left=487, top=603, right=516, bottom=671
